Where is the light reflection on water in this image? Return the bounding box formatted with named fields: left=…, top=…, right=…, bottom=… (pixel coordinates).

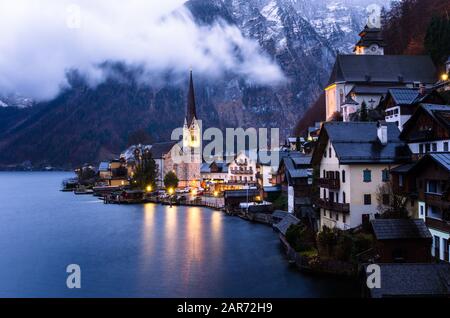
left=0, top=172, right=359, bottom=298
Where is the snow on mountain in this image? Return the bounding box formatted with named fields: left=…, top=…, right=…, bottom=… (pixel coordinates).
left=0, top=94, right=34, bottom=108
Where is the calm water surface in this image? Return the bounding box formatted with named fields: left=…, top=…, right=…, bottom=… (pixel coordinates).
left=0, top=172, right=358, bottom=297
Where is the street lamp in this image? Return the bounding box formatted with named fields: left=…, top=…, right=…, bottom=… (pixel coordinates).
left=442, top=73, right=449, bottom=82
left=146, top=185, right=153, bottom=193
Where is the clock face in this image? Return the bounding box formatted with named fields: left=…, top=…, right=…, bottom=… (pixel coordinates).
left=370, top=45, right=378, bottom=52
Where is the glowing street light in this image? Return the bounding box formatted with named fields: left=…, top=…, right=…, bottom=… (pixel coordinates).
left=168, top=188, right=174, bottom=195
left=146, top=185, right=153, bottom=193
left=213, top=191, right=219, bottom=197
left=441, top=73, right=449, bottom=82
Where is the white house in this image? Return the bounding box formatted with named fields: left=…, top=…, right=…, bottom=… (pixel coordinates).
left=312, top=122, right=410, bottom=230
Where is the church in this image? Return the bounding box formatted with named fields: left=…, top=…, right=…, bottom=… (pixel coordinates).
left=173, top=71, right=202, bottom=188
left=325, top=24, right=437, bottom=122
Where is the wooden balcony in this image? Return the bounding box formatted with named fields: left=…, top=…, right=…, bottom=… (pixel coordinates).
left=426, top=217, right=450, bottom=233
left=317, top=178, right=340, bottom=190
left=313, top=198, right=350, bottom=214
left=230, top=169, right=254, bottom=175
left=424, top=193, right=450, bottom=209
left=227, top=180, right=257, bottom=185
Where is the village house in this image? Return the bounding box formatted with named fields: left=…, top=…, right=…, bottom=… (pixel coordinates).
left=273, top=151, right=313, bottom=214
left=312, top=122, right=410, bottom=230
left=325, top=25, right=437, bottom=122
left=400, top=104, right=450, bottom=160
left=382, top=87, right=447, bottom=131
left=371, top=219, right=432, bottom=263
left=150, top=142, right=179, bottom=188
left=96, top=159, right=129, bottom=187
left=227, top=151, right=258, bottom=188
left=200, top=161, right=229, bottom=192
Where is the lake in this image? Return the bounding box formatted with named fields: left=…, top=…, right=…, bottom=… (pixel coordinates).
left=0, top=172, right=358, bottom=297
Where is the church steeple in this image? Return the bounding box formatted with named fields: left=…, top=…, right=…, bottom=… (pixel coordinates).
left=354, top=24, right=385, bottom=55
left=186, top=70, right=197, bottom=127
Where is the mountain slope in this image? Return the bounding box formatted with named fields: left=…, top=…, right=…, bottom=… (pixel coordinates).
left=0, top=0, right=384, bottom=167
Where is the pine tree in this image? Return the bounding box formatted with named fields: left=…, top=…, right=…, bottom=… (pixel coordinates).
left=131, top=149, right=157, bottom=191
left=425, top=15, right=450, bottom=67
left=360, top=101, right=369, bottom=122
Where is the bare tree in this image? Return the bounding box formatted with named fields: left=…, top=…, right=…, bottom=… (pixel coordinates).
left=376, top=181, right=409, bottom=219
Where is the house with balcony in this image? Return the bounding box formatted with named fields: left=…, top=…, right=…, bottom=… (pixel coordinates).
left=400, top=104, right=450, bottom=160
left=382, top=88, right=446, bottom=131
left=311, top=122, right=410, bottom=230
left=273, top=151, right=313, bottom=215
left=227, top=151, right=258, bottom=188
left=412, top=154, right=450, bottom=262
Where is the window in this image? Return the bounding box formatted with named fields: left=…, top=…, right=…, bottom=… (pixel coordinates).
left=432, top=143, right=437, bottom=152
left=329, top=192, right=335, bottom=203
left=443, top=239, right=449, bottom=262
left=444, top=142, right=449, bottom=152
left=364, top=194, right=372, bottom=205
left=336, top=193, right=339, bottom=203
left=399, top=175, right=404, bottom=187
left=324, top=210, right=326, bottom=216
left=428, top=180, right=438, bottom=194
left=323, top=170, right=326, bottom=178
left=329, top=147, right=332, bottom=158
left=335, top=212, right=339, bottom=221
left=343, top=214, right=346, bottom=223
left=425, top=144, right=431, bottom=153
left=382, top=194, right=390, bottom=205
left=363, top=169, right=372, bottom=182
left=420, top=205, right=424, bottom=217
left=342, top=170, right=346, bottom=183
left=382, top=169, right=390, bottom=182
left=434, top=236, right=440, bottom=258
left=343, top=192, right=346, bottom=204
left=323, top=189, right=326, bottom=199
left=419, top=144, right=424, bottom=154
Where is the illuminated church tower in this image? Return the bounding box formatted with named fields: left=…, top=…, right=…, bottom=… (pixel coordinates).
left=179, top=71, right=201, bottom=187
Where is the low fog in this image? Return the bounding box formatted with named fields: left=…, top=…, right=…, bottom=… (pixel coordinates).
left=0, top=0, right=285, bottom=101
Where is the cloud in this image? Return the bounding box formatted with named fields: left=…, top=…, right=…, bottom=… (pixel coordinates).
left=0, top=0, right=285, bottom=101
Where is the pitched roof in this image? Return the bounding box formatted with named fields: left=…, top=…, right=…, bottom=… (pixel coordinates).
left=400, top=104, right=450, bottom=140
left=388, top=88, right=421, bottom=105
left=429, top=153, right=450, bottom=171
left=98, top=162, right=110, bottom=172
left=327, top=55, right=436, bottom=86
left=349, top=85, right=392, bottom=95
left=390, top=163, right=416, bottom=174
left=150, top=142, right=177, bottom=159
left=371, top=219, right=432, bottom=240
left=315, top=122, right=410, bottom=164
left=280, top=152, right=312, bottom=183
left=365, top=263, right=450, bottom=298
left=273, top=214, right=300, bottom=236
